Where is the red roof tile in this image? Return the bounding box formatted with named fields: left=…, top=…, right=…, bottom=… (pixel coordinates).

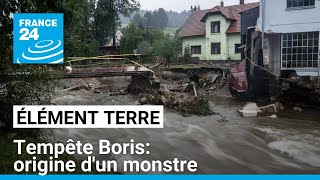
left=179, top=2, right=259, bottom=36
left=178, top=9, right=210, bottom=37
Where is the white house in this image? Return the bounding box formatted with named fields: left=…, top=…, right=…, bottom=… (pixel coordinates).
left=257, top=0, right=320, bottom=77
left=106, top=30, right=124, bottom=47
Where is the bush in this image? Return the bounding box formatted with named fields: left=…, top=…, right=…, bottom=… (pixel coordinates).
left=152, top=35, right=181, bottom=65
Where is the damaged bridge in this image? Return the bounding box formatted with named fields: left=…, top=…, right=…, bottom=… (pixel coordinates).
left=60, top=54, right=159, bottom=94
left=63, top=54, right=154, bottom=79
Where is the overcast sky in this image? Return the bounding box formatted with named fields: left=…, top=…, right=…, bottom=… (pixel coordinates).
left=138, top=0, right=259, bottom=12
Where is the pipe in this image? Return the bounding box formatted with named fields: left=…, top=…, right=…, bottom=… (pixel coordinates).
left=261, top=0, right=265, bottom=50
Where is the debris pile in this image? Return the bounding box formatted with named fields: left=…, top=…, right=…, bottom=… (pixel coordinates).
left=139, top=86, right=214, bottom=116
left=238, top=102, right=283, bottom=118
left=160, top=70, right=228, bottom=97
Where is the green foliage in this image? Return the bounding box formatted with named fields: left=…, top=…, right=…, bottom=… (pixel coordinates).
left=152, top=35, right=181, bottom=63
left=143, top=11, right=153, bottom=28
left=182, top=97, right=213, bottom=116
left=137, top=41, right=151, bottom=55
left=0, top=0, right=140, bottom=136
left=0, top=0, right=65, bottom=136
left=131, top=9, right=168, bottom=30
left=64, top=0, right=99, bottom=57
left=184, top=45, right=191, bottom=57
left=94, top=0, right=140, bottom=45
left=120, top=23, right=144, bottom=54
left=132, top=13, right=145, bottom=29
left=158, top=8, right=168, bottom=30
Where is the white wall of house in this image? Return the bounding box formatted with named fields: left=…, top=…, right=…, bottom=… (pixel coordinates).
left=257, top=0, right=320, bottom=33
left=257, top=0, right=320, bottom=76
left=106, top=30, right=123, bottom=47
left=182, top=36, right=206, bottom=60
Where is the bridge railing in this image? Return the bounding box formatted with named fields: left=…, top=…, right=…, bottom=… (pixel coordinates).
left=64, top=54, right=155, bottom=79
left=66, top=54, right=142, bottom=68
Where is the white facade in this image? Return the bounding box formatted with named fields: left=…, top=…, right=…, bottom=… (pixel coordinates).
left=257, top=0, right=320, bottom=33
left=257, top=0, right=320, bottom=76
left=106, top=30, right=124, bottom=47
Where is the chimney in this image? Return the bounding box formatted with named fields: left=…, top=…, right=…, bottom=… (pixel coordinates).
left=240, top=0, right=244, bottom=4
left=220, top=0, right=224, bottom=7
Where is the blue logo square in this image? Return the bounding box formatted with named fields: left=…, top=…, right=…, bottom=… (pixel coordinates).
left=13, top=13, right=64, bottom=64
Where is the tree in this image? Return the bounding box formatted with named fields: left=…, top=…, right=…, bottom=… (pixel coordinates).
left=137, top=41, right=151, bottom=55
left=120, top=23, right=144, bottom=54
left=152, top=35, right=180, bottom=64
left=64, top=0, right=100, bottom=57
left=184, top=45, right=191, bottom=57
left=94, top=0, right=140, bottom=45
left=151, top=10, right=160, bottom=30
left=132, top=13, right=145, bottom=29
left=158, top=8, right=168, bottom=30
left=144, top=11, right=153, bottom=29
left=0, top=0, right=79, bottom=136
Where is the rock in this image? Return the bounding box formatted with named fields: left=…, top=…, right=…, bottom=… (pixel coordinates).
left=119, top=89, right=127, bottom=95
left=139, top=97, right=148, bottom=105
left=238, top=103, right=261, bottom=117
left=259, top=102, right=283, bottom=114
left=293, top=106, right=303, bottom=112
left=208, top=73, right=219, bottom=84
left=268, top=114, right=278, bottom=119
left=161, top=96, right=167, bottom=105
left=162, top=71, right=188, bottom=80
left=94, top=88, right=101, bottom=94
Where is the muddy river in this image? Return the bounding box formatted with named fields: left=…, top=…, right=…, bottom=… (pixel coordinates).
left=50, top=78, right=320, bottom=174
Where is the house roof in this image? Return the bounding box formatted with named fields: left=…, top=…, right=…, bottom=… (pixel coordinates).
left=203, top=2, right=259, bottom=34
left=178, top=9, right=210, bottom=37
left=179, top=2, right=259, bottom=37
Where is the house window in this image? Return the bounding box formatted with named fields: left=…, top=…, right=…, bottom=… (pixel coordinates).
left=211, top=43, right=221, bottom=54
left=281, top=32, right=319, bottom=69
left=211, top=21, right=220, bottom=33
left=191, top=46, right=201, bottom=54
left=235, top=44, right=242, bottom=54
left=287, top=0, right=315, bottom=8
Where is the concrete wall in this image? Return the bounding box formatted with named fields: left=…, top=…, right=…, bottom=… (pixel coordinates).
left=205, top=14, right=231, bottom=60
left=182, top=36, right=206, bottom=60
left=257, top=0, right=320, bottom=33
left=227, top=33, right=242, bottom=60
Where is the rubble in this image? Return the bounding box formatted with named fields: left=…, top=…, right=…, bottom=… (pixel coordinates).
left=238, top=103, right=261, bottom=117
left=162, top=71, right=188, bottom=80
left=138, top=86, right=214, bottom=116
left=293, top=106, right=303, bottom=112
left=238, top=102, right=283, bottom=117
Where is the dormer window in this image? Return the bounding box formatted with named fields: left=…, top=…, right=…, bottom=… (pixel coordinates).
left=287, top=0, right=315, bottom=9
left=211, top=21, right=220, bottom=33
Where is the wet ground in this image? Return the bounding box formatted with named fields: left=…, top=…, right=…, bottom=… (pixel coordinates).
left=50, top=77, right=320, bottom=174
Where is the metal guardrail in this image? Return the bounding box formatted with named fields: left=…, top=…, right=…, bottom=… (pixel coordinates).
left=64, top=54, right=155, bottom=79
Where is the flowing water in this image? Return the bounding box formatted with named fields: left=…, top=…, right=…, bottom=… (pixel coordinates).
left=50, top=78, right=320, bottom=174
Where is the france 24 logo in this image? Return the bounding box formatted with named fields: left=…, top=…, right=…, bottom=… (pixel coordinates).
left=13, top=13, right=64, bottom=64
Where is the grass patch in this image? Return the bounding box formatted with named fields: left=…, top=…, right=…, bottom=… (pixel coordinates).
left=169, top=64, right=198, bottom=69
left=163, top=28, right=178, bottom=35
